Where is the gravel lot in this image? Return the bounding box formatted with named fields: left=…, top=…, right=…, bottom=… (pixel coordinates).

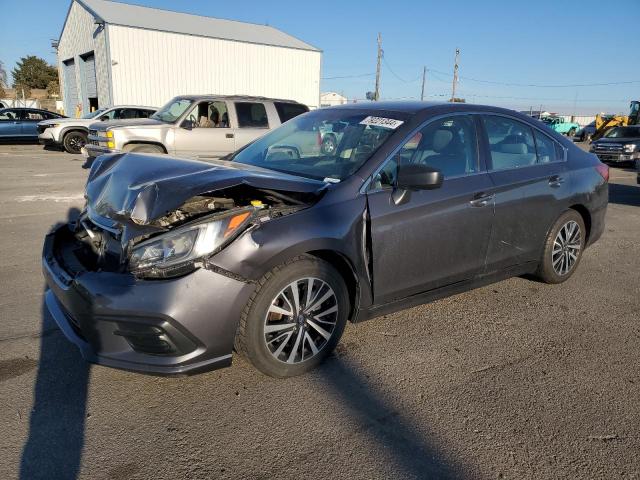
left=0, top=143, right=638, bottom=480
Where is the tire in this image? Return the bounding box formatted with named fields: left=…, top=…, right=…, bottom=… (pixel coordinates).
left=567, top=128, right=576, bottom=137
left=62, top=131, right=87, bottom=154
left=125, top=144, right=165, bottom=154
left=321, top=135, right=337, bottom=155
left=535, top=210, right=586, bottom=284
left=235, top=256, right=349, bottom=377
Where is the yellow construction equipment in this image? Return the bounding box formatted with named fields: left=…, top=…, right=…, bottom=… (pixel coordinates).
left=592, top=100, right=640, bottom=141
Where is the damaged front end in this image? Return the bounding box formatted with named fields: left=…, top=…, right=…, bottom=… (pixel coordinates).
left=71, top=153, right=325, bottom=279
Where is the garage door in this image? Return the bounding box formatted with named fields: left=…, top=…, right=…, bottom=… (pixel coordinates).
left=63, top=59, right=78, bottom=117
left=83, top=54, right=97, bottom=98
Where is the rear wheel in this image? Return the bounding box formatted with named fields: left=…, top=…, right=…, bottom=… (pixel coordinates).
left=235, top=256, right=349, bottom=377
left=536, top=210, right=585, bottom=284
left=63, top=131, right=87, bottom=154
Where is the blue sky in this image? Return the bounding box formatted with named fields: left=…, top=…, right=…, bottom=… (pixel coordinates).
left=1, top=0, right=639, bottom=114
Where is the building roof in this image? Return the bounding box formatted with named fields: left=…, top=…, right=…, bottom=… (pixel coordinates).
left=73, top=0, right=320, bottom=52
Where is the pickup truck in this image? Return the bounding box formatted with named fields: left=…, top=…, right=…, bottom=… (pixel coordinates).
left=541, top=116, right=581, bottom=136
left=84, top=95, right=309, bottom=160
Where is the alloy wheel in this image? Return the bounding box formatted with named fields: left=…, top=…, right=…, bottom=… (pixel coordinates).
left=552, top=220, right=581, bottom=276
left=263, top=277, right=339, bottom=364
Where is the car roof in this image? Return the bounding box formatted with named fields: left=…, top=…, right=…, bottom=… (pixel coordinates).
left=171, top=95, right=304, bottom=104
left=319, top=101, right=532, bottom=118
left=103, top=105, right=159, bottom=110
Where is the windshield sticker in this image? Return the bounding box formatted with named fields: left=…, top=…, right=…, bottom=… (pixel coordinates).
left=359, top=116, right=404, bottom=130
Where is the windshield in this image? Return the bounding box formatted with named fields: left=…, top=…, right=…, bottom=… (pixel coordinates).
left=82, top=108, right=107, bottom=119
left=151, top=98, right=193, bottom=123
left=604, top=127, right=640, bottom=138
left=232, top=110, right=404, bottom=181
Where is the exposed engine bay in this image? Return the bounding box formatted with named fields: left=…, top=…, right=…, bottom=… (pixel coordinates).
left=59, top=184, right=319, bottom=278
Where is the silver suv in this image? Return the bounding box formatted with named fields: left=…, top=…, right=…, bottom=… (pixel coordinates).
left=38, top=105, right=157, bottom=154
left=85, top=95, right=309, bottom=160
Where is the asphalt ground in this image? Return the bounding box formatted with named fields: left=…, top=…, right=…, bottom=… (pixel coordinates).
left=0, top=142, right=638, bottom=480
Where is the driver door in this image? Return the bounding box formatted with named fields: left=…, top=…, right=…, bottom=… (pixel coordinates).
left=173, top=100, right=235, bottom=159
left=366, top=114, right=494, bottom=304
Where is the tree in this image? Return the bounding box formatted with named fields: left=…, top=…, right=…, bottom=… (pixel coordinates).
left=14, top=83, right=32, bottom=99
left=11, top=56, right=58, bottom=90
left=46, top=80, right=60, bottom=98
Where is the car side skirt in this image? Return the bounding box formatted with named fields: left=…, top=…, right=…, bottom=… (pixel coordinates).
left=354, top=261, right=538, bottom=323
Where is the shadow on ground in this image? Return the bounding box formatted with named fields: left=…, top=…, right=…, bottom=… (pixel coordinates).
left=316, top=354, right=460, bottom=479
left=20, top=208, right=90, bottom=480
left=609, top=182, right=640, bottom=207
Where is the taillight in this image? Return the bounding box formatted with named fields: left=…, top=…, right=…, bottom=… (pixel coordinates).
left=595, top=163, right=609, bottom=182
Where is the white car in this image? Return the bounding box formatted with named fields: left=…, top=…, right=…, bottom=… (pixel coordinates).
left=38, top=105, right=157, bottom=154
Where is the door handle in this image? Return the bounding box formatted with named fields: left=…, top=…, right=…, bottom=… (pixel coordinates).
left=226, top=133, right=234, bottom=139
left=548, top=175, right=564, bottom=187
left=469, top=192, right=494, bottom=207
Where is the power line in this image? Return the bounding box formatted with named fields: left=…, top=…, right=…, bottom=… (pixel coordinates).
left=382, top=56, right=421, bottom=83
left=426, top=68, right=640, bottom=88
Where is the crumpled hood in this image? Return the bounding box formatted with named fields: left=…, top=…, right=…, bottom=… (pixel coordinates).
left=85, top=153, right=325, bottom=237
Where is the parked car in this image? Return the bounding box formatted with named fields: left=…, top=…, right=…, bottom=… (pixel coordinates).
left=38, top=105, right=157, bottom=154
left=0, top=108, right=65, bottom=139
left=43, top=102, right=608, bottom=377
left=573, top=121, right=596, bottom=142
left=84, top=95, right=309, bottom=160
left=589, top=125, right=640, bottom=165
left=541, top=116, right=580, bottom=136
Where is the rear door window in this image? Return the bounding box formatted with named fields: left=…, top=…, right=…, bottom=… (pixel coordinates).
left=482, top=115, right=537, bottom=170
left=235, top=102, right=269, bottom=128
left=533, top=130, right=561, bottom=164
left=274, top=102, right=309, bottom=123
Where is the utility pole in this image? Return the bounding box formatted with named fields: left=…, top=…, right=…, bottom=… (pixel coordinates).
left=450, top=48, right=460, bottom=102
left=374, top=33, right=382, bottom=101
left=420, top=66, right=427, bottom=101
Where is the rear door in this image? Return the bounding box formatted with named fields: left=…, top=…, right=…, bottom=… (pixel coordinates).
left=366, top=114, right=495, bottom=304
left=0, top=109, right=24, bottom=137
left=479, top=114, right=569, bottom=271
left=232, top=101, right=271, bottom=150
left=173, top=100, right=235, bottom=159
left=21, top=110, right=47, bottom=136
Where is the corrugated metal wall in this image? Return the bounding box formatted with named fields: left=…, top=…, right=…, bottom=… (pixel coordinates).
left=57, top=0, right=111, bottom=115
left=107, top=25, right=321, bottom=108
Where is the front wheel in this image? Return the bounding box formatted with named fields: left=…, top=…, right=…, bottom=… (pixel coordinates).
left=567, top=127, right=577, bottom=137
left=63, top=131, right=87, bottom=154
left=235, top=257, right=349, bottom=377
left=535, top=210, right=585, bottom=284
left=125, top=144, right=165, bottom=154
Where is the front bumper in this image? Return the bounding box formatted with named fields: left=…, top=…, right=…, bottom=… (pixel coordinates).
left=42, top=226, right=255, bottom=375
left=593, top=152, right=638, bottom=163
left=84, top=144, right=119, bottom=158
left=38, top=131, right=58, bottom=146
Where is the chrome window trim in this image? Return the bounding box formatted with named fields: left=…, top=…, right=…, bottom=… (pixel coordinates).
left=361, top=111, right=483, bottom=194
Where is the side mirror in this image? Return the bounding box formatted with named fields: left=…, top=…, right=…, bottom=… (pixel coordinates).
left=396, top=164, right=443, bottom=191
left=181, top=119, right=193, bottom=130
left=99, top=116, right=108, bottom=121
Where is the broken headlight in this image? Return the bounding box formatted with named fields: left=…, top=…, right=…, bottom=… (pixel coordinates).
left=129, top=210, right=252, bottom=278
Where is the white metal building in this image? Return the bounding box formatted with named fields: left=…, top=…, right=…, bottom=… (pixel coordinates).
left=56, top=0, right=322, bottom=116
left=320, top=92, right=348, bottom=107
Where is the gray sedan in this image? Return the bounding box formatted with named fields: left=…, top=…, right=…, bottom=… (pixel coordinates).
left=43, top=102, right=608, bottom=377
